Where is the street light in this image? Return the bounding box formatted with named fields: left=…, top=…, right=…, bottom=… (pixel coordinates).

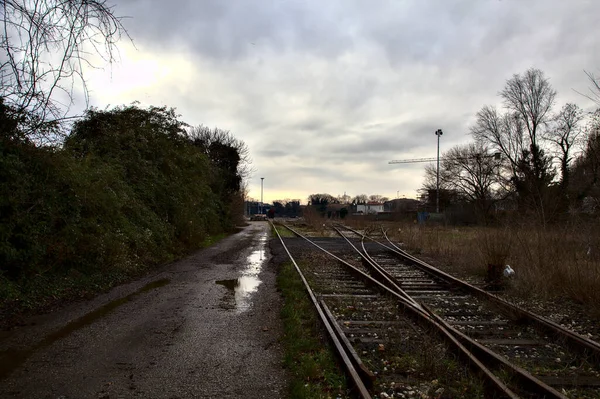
left=260, top=177, right=264, bottom=215
left=435, top=129, right=443, bottom=213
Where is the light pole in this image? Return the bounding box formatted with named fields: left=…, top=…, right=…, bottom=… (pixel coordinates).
left=435, top=129, right=443, bottom=213
left=260, top=177, right=264, bottom=215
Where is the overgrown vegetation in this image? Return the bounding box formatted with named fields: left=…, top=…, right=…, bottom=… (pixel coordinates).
left=0, top=101, right=248, bottom=317
left=277, top=261, right=350, bottom=399
left=384, top=220, right=600, bottom=313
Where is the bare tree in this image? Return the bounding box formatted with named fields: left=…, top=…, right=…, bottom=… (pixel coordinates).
left=352, top=194, right=368, bottom=204
left=337, top=193, right=351, bottom=204
left=368, top=194, right=388, bottom=202
left=500, top=68, right=557, bottom=151
left=471, top=68, right=558, bottom=221
left=0, top=0, right=129, bottom=137
left=471, top=105, right=525, bottom=176
left=577, top=70, right=600, bottom=106
left=187, top=125, right=254, bottom=184
left=545, top=103, right=585, bottom=188
left=424, top=143, right=501, bottom=216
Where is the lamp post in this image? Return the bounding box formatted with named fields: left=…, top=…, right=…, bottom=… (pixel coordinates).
left=260, top=177, right=264, bottom=215
left=435, top=129, right=443, bottom=213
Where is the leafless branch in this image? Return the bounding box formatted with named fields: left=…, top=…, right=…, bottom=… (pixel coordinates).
left=0, top=0, right=131, bottom=138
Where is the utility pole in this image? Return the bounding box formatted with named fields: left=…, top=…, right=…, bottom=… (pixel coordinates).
left=435, top=129, right=443, bottom=213
left=260, top=177, right=264, bottom=215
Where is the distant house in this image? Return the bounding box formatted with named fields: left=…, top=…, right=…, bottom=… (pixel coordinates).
left=354, top=201, right=384, bottom=215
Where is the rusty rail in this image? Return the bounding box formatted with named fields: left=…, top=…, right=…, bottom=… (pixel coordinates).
left=277, top=222, right=520, bottom=398
left=270, top=221, right=372, bottom=398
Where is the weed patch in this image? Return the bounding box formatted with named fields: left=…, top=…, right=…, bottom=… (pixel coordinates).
left=277, top=261, right=350, bottom=399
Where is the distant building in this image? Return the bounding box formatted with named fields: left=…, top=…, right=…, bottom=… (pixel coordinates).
left=354, top=201, right=384, bottom=215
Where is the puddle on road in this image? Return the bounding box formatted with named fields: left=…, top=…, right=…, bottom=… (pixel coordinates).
left=0, top=278, right=170, bottom=381
left=215, top=233, right=267, bottom=313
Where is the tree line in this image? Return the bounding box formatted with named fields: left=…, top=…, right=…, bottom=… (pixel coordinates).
left=422, top=68, right=600, bottom=224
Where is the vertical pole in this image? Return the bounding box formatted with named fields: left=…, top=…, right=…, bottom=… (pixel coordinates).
left=436, top=133, right=440, bottom=214
left=260, top=177, right=264, bottom=215
left=435, top=129, right=443, bottom=214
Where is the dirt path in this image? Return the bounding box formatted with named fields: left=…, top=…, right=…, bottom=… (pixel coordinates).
left=0, top=222, right=287, bottom=398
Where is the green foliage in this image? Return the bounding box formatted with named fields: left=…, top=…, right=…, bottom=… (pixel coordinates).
left=277, top=261, right=349, bottom=398
left=0, top=102, right=246, bottom=314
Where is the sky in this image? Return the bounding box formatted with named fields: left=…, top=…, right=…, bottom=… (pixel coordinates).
left=83, top=0, right=600, bottom=204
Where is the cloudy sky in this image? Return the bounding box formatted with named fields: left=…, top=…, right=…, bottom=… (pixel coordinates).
left=85, top=0, right=599, bottom=204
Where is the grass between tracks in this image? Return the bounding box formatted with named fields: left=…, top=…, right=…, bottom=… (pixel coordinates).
left=277, top=261, right=350, bottom=399
left=335, top=217, right=600, bottom=315
left=271, top=223, right=296, bottom=238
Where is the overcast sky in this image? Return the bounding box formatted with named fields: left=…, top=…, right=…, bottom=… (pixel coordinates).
left=85, top=0, right=599, bottom=204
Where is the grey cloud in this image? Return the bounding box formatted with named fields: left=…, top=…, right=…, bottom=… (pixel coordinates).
left=93, top=0, right=600, bottom=203
left=258, top=149, right=288, bottom=158
left=118, top=0, right=356, bottom=60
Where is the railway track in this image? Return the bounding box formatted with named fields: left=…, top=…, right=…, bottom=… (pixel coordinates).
left=280, top=223, right=580, bottom=398
left=334, top=223, right=600, bottom=398
left=272, top=224, right=508, bottom=398
left=280, top=222, right=600, bottom=398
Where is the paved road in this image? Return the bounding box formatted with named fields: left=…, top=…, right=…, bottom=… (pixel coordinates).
left=0, top=223, right=287, bottom=398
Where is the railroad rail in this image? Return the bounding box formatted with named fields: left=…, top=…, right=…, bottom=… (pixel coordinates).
left=270, top=221, right=577, bottom=398
left=334, top=223, right=600, bottom=398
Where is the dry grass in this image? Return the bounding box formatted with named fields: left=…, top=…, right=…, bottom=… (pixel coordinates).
left=304, top=216, right=600, bottom=313
left=384, top=221, right=600, bottom=311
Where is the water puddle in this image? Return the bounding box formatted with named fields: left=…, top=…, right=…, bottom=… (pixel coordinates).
left=0, top=278, right=170, bottom=381
left=215, top=233, right=267, bottom=313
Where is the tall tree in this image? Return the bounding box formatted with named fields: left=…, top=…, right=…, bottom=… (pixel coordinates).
left=471, top=106, right=525, bottom=179
left=501, top=68, right=557, bottom=151
left=500, top=68, right=556, bottom=182
left=544, top=103, right=585, bottom=188
left=471, top=68, right=557, bottom=220
left=187, top=125, right=253, bottom=190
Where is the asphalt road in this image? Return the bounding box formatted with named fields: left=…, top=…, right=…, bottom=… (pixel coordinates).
left=0, top=222, right=287, bottom=398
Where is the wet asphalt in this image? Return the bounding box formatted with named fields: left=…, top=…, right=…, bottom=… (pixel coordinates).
left=0, top=222, right=287, bottom=398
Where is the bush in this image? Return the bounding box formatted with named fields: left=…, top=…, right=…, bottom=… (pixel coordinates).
left=0, top=103, right=247, bottom=314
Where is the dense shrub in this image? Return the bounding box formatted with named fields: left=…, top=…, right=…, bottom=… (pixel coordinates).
left=0, top=103, right=245, bottom=312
